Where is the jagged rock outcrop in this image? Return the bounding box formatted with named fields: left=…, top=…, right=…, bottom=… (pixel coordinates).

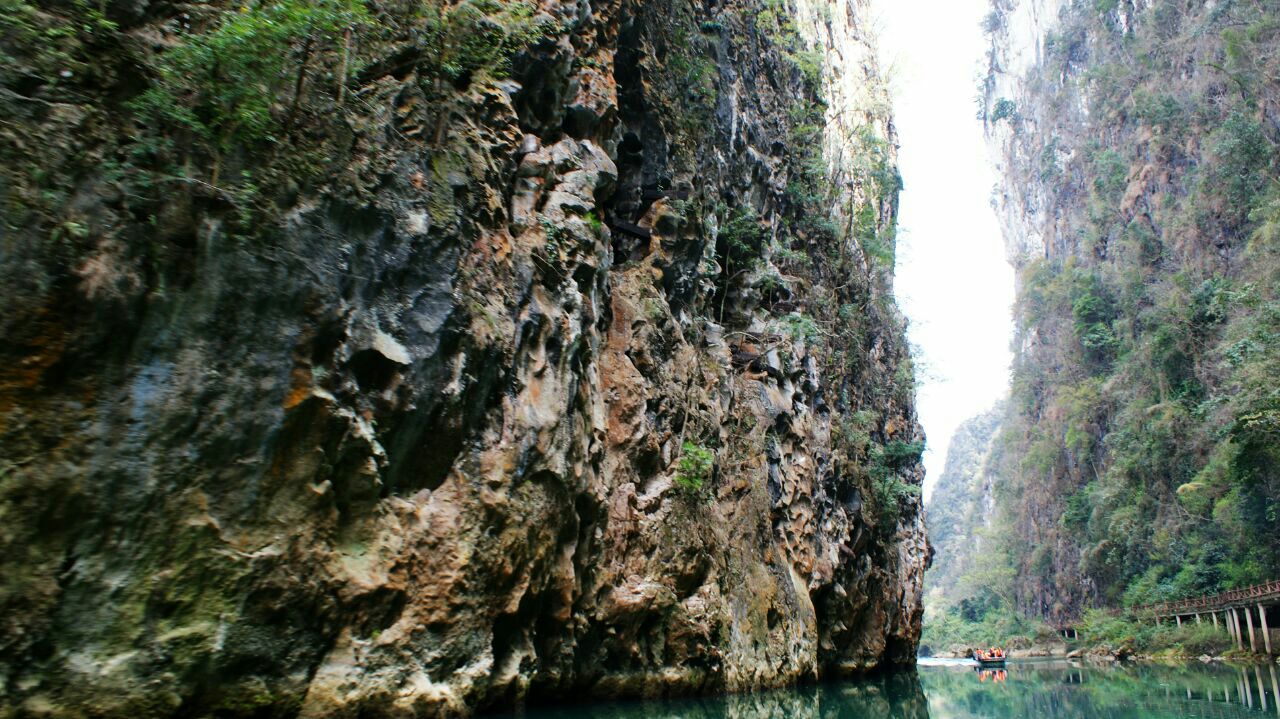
left=0, top=0, right=927, bottom=715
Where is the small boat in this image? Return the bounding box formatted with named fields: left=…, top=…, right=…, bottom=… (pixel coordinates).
left=974, top=648, right=1007, bottom=666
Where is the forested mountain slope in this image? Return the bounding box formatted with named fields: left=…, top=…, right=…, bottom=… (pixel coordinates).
left=976, top=0, right=1280, bottom=624
left=0, top=0, right=927, bottom=715
left=924, top=406, right=1003, bottom=611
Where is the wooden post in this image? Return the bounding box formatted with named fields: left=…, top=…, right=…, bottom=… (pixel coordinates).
left=1260, top=603, right=1273, bottom=656
left=1242, top=666, right=1254, bottom=708
left=1246, top=605, right=1259, bottom=653
left=1269, top=665, right=1279, bottom=717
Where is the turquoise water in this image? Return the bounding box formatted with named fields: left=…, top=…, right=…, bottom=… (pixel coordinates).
left=505, top=659, right=1280, bottom=718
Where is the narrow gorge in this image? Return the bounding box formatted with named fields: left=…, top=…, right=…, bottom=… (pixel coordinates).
left=0, top=0, right=930, bottom=716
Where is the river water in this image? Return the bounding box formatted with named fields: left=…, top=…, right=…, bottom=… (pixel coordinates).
left=506, top=659, right=1280, bottom=718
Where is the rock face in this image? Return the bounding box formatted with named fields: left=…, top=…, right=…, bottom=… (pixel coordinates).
left=0, top=0, right=927, bottom=715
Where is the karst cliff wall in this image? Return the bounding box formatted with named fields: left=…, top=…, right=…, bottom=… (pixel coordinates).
left=975, top=0, right=1280, bottom=621
left=0, top=0, right=928, bottom=715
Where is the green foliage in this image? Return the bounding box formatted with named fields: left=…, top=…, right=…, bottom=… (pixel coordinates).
left=667, top=25, right=718, bottom=139
left=1078, top=610, right=1232, bottom=656
left=872, top=473, right=921, bottom=525
left=790, top=49, right=824, bottom=88
left=754, top=0, right=823, bottom=88
left=417, top=0, right=552, bottom=82
left=720, top=209, right=770, bottom=259
left=867, top=440, right=923, bottom=524
left=853, top=125, right=902, bottom=196
left=675, top=442, right=715, bottom=497
left=670, top=33, right=717, bottom=105
left=1203, top=113, right=1271, bottom=229
left=1038, top=138, right=1062, bottom=182
left=1087, top=147, right=1128, bottom=202
left=921, top=603, right=1054, bottom=653
left=835, top=409, right=876, bottom=459
left=0, top=0, right=118, bottom=81
left=771, top=311, right=822, bottom=344
left=855, top=205, right=893, bottom=269
left=773, top=242, right=810, bottom=267
left=1131, top=91, right=1185, bottom=133
left=584, top=210, right=604, bottom=237
left=132, top=0, right=370, bottom=154
left=539, top=216, right=568, bottom=257
left=881, top=439, right=925, bottom=468
left=989, top=98, right=1018, bottom=123
left=713, top=207, right=773, bottom=321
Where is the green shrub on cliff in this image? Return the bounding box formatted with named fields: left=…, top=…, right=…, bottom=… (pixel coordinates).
left=132, top=0, right=370, bottom=159
left=989, top=98, right=1018, bottom=123
left=867, top=440, right=923, bottom=523
left=0, top=0, right=117, bottom=82
left=675, top=442, right=715, bottom=497
left=418, top=0, right=550, bottom=82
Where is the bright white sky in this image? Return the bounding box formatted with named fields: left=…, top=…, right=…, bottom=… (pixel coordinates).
left=871, top=0, right=1015, bottom=497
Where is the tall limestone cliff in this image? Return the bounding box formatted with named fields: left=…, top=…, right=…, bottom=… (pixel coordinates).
left=980, top=0, right=1280, bottom=622
left=0, top=0, right=927, bottom=715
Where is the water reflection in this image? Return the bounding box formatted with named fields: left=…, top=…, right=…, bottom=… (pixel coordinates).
left=918, top=658, right=1280, bottom=718
left=504, top=661, right=1280, bottom=718
left=512, top=673, right=929, bottom=718
left=974, top=668, right=1007, bottom=683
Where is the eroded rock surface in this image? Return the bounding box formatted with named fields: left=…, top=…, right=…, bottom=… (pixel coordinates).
left=0, top=0, right=927, bottom=715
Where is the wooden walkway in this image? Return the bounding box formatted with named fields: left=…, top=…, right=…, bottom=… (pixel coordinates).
left=1130, top=579, right=1280, bottom=656
left=1136, top=579, right=1280, bottom=617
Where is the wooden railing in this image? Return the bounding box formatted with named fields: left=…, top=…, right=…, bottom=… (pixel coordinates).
left=1133, top=579, right=1280, bottom=617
